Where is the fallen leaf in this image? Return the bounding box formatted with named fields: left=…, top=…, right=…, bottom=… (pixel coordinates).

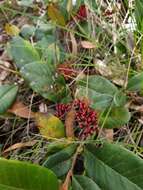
left=130, top=104, right=143, bottom=113
left=0, top=60, right=10, bottom=84
left=65, top=109, right=75, bottom=138
left=1, top=50, right=11, bottom=61
left=3, top=140, right=37, bottom=154
left=94, top=58, right=125, bottom=86
left=94, top=59, right=112, bottom=77
left=81, top=41, right=96, bottom=49
left=35, top=113, right=65, bottom=139
left=8, top=101, right=35, bottom=118
left=5, top=23, right=20, bottom=36
left=47, top=3, right=66, bottom=26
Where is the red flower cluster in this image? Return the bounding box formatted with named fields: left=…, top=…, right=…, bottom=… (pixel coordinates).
left=55, top=99, right=98, bottom=139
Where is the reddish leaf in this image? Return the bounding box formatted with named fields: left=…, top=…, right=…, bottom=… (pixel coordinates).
left=76, top=5, right=87, bottom=21
left=57, top=62, right=78, bottom=80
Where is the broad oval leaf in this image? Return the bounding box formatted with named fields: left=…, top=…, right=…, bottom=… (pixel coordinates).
left=99, top=107, right=131, bottom=128
left=0, top=158, right=59, bottom=190
left=0, top=85, right=18, bottom=114
left=72, top=175, right=101, bottom=190
left=35, top=113, right=65, bottom=139
left=8, top=36, right=40, bottom=68
left=76, top=75, right=118, bottom=110
left=20, top=61, right=56, bottom=101
left=43, top=144, right=77, bottom=177
left=113, top=91, right=127, bottom=107
left=84, top=142, right=143, bottom=190
left=127, top=72, right=143, bottom=92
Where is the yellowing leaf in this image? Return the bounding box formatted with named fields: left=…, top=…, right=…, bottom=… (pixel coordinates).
left=47, top=4, right=66, bottom=26
left=5, top=24, right=20, bottom=36
left=35, top=113, right=65, bottom=139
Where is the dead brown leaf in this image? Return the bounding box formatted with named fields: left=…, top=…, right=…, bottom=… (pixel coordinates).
left=128, top=103, right=143, bottom=113
left=81, top=41, right=96, bottom=49
left=1, top=50, right=11, bottom=61
left=3, top=140, right=37, bottom=154
left=65, top=109, right=75, bottom=138
left=0, top=60, right=10, bottom=84
left=8, top=101, right=35, bottom=118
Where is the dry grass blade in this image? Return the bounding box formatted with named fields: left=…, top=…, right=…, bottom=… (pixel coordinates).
left=70, top=32, right=78, bottom=56
left=3, top=140, right=37, bottom=154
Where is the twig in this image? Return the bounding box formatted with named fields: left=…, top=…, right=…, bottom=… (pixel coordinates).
left=61, top=144, right=83, bottom=190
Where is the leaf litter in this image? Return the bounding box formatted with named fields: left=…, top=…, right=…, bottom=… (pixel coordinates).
left=0, top=1, right=143, bottom=189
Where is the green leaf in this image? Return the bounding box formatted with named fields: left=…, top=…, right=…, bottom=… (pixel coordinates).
left=127, top=72, right=143, bottom=92
left=20, top=61, right=62, bottom=101
left=113, top=91, right=127, bottom=107
left=99, top=107, right=130, bottom=128
left=135, top=0, right=143, bottom=31
left=72, top=175, right=101, bottom=190
left=36, top=36, right=56, bottom=60
left=0, top=158, right=58, bottom=190
left=76, top=75, right=118, bottom=110
left=46, top=142, right=69, bottom=155
left=8, top=37, right=40, bottom=68
left=43, top=144, right=77, bottom=177
left=20, top=25, right=36, bottom=39
left=44, top=43, right=60, bottom=64
left=0, top=85, right=18, bottom=114
left=84, top=142, right=143, bottom=190
left=18, top=0, right=34, bottom=7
